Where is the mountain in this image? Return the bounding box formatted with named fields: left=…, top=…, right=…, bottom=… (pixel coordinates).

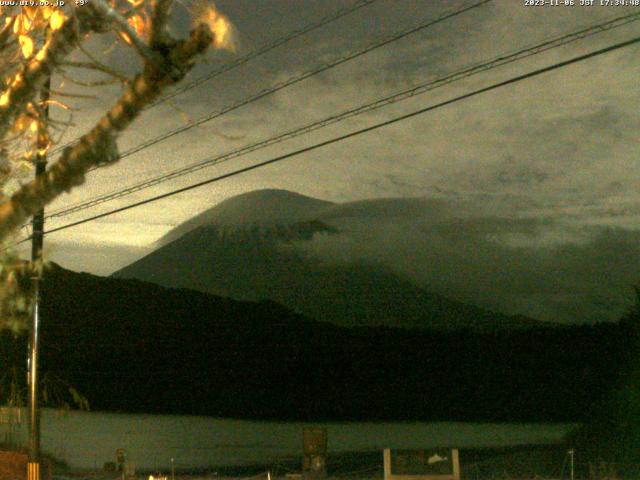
left=0, top=263, right=628, bottom=422
left=157, top=189, right=335, bottom=246
left=114, top=189, right=543, bottom=331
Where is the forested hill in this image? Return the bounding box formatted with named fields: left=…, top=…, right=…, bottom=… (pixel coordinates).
left=0, top=264, right=635, bottom=423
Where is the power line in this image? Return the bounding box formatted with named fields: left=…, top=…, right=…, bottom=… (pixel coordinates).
left=12, top=0, right=493, bottom=241
left=44, top=10, right=640, bottom=220
left=50, top=0, right=492, bottom=169
left=153, top=0, right=380, bottom=106
left=33, top=34, right=640, bottom=240
left=48, top=0, right=380, bottom=156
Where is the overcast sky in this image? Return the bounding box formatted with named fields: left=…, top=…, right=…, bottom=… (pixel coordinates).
left=15, top=0, right=640, bottom=323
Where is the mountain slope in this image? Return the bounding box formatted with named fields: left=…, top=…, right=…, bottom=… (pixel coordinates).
left=114, top=190, right=542, bottom=331
left=158, top=189, right=335, bottom=246
left=0, top=264, right=625, bottom=422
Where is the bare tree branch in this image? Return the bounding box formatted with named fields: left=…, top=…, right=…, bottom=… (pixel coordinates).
left=58, top=69, right=122, bottom=88
left=49, top=90, right=97, bottom=100
left=88, top=0, right=162, bottom=67
left=150, top=0, right=174, bottom=45
left=0, top=24, right=213, bottom=240
left=77, top=42, right=130, bottom=79
left=60, top=60, right=130, bottom=83
left=0, top=11, right=92, bottom=142
left=0, top=17, right=16, bottom=52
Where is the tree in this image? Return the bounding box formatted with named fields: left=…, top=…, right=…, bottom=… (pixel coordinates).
left=568, top=287, right=640, bottom=470
left=0, top=1, right=234, bottom=331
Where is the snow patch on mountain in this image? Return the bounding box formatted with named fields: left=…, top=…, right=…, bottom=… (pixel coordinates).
left=158, top=189, right=334, bottom=246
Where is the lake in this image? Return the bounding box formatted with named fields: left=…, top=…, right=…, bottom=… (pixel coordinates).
left=1, top=408, right=575, bottom=472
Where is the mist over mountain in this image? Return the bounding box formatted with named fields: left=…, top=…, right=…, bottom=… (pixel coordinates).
left=114, top=189, right=544, bottom=331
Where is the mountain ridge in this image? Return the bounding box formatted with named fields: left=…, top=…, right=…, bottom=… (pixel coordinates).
left=114, top=189, right=545, bottom=331
left=1, top=262, right=625, bottom=422
left=158, top=189, right=335, bottom=247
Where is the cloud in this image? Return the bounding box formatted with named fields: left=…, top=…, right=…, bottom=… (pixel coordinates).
left=36, top=0, right=640, bottom=313
left=288, top=197, right=638, bottom=324
left=29, top=241, right=151, bottom=277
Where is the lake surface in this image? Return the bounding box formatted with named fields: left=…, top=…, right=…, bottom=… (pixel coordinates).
left=2, top=408, right=575, bottom=471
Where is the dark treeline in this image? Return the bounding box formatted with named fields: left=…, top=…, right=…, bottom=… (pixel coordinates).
left=0, top=264, right=637, bottom=424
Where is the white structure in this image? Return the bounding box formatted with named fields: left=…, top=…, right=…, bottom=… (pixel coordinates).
left=384, top=449, right=460, bottom=480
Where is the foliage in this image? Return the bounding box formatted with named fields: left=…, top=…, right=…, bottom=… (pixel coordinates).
left=0, top=365, right=24, bottom=408
left=0, top=0, right=235, bottom=413
left=0, top=0, right=234, bottom=330
left=567, top=286, right=640, bottom=466
left=41, top=372, right=90, bottom=411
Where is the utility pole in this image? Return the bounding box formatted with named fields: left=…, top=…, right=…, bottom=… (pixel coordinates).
left=27, top=35, right=51, bottom=480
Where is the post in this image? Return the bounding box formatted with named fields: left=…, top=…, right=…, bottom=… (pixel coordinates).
left=27, top=43, right=51, bottom=480
left=383, top=449, right=391, bottom=480
left=569, top=449, right=575, bottom=480
left=302, top=427, right=327, bottom=479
